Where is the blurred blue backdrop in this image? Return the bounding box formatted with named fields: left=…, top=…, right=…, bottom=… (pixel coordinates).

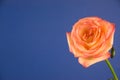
left=0, top=0, right=120, bottom=80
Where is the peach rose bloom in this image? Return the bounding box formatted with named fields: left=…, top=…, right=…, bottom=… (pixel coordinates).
left=66, top=17, right=115, bottom=68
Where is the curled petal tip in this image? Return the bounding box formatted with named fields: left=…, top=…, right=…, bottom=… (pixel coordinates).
left=78, top=52, right=110, bottom=68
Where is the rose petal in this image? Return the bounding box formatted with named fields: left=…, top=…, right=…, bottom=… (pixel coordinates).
left=100, top=20, right=115, bottom=39
left=78, top=52, right=110, bottom=68
left=66, top=32, right=84, bottom=57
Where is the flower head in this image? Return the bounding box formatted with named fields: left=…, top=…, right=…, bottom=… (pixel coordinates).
left=66, top=17, right=115, bottom=68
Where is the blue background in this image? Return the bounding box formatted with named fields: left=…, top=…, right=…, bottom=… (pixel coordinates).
left=0, top=0, right=120, bottom=80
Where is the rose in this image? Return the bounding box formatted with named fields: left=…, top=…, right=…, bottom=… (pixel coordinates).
left=66, top=17, right=115, bottom=68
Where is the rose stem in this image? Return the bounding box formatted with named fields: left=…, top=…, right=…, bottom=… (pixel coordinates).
left=105, top=59, right=118, bottom=80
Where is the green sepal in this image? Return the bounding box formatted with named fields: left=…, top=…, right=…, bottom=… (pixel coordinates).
left=110, top=47, right=115, bottom=59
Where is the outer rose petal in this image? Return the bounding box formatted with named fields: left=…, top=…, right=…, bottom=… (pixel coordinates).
left=66, top=32, right=84, bottom=57
left=66, top=32, right=73, bottom=52
left=78, top=52, right=110, bottom=68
